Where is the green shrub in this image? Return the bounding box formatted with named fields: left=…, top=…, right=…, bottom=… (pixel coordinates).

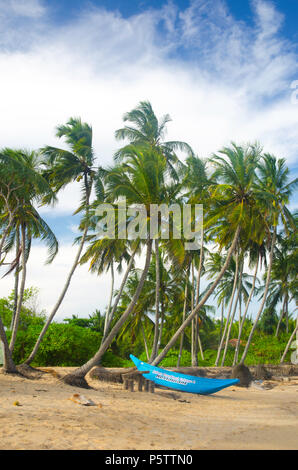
left=8, top=323, right=102, bottom=366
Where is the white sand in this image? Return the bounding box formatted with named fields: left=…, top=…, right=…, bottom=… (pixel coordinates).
left=0, top=367, right=297, bottom=450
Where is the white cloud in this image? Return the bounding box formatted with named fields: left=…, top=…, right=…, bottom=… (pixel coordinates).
left=10, top=0, right=46, bottom=18
left=0, top=242, right=121, bottom=321
left=0, top=0, right=297, bottom=315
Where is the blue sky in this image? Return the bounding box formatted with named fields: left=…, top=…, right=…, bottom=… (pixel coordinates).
left=48, top=0, right=298, bottom=43
left=0, top=0, right=297, bottom=319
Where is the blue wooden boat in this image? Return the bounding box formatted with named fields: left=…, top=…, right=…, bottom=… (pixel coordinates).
left=130, top=354, right=239, bottom=395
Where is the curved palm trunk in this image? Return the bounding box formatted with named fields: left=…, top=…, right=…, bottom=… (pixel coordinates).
left=221, top=260, right=243, bottom=366
left=150, top=239, right=160, bottom=362
left=62, top=239, right=153, bottom=384
left=103, top=262, right=114, bottom=340
left=215, top=251, right=239, bottom=366
left=152, top=225, right=240, bottom=367
left=0, top=315, right=17, bottom=373
left=9, top=223, right=27, bottom=353
left=10, top=228, right=20, bottom=330
left=102, top=246, right=138, bottom=342
left=177, top=277, right=189, bottom=367
left=240, top=228, right=277, bottom=364
left=233, top=257, right=259, bottom=365
left=280, top=310, right=298, bottom=363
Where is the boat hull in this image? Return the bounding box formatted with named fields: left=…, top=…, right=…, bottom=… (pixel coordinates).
left=130, top=355, right=239, bottom=395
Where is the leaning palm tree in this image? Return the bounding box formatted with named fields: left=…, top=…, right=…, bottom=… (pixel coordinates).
left=0, top=149, right=57, bottom=371
left=24, top=117, right=97, bottom=365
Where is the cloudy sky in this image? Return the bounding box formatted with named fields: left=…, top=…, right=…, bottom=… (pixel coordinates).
left=0, top=0, right=297, bottom=320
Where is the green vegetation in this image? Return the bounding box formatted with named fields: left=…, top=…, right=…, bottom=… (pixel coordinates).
left=0, top=288, right=294, bottom=368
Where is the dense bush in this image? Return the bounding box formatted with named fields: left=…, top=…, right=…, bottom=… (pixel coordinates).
left=6, top=323, right=102, bottom=366
left=119, top=333, right=292, bottom=368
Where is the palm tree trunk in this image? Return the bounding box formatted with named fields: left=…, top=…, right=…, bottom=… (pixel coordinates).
left=191, top=260, right=198, bottom=366
left=9, top=223, right=27, bottom=353
left=61, top=239, right=153, bottom=385
left=219, top=301, right=224, bottom=345
left=275, top=295, right=287, bottom=337
left=197, top=329, right=204, bottom=361
left=215, top=251, right=239, bottom=366
left=150, top=239, right=160, bottom=362
left=152, top=225, right=240, bottom=366
left=240, top=228, right=277, bottom=364
left=221, top=260, right=243, bottom=366
left=280, top=309, right=298, bottom=363
left=102, top=245, right=138, bottom=342
left=0, top=317, right=17, bottom=373
left=196, top=226, right=204, bottom=361
left=286, top=294, right=289, bottom=334
left=103, top=262, right=114, bottom=339
left=177, top=278, right=188, bottom=367
left=233, top=257, right=259, bottom=365
left=141, top=322, right=150, bottom=361
left=10, top=228, right=20, bottom=330
left=157, top=298, right=165, bottom=352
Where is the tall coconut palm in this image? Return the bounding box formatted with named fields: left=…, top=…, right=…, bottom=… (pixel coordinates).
left=150, top=142, right=261, bottom=366
left=0, top=149, right=57, bottom=371
left=240, top=155, right=298, bottom=364
left=266, top=234, right=298, bottom=336
left=115, top=100, right=193, bottom=179
left=25, top=117, right=97, bottom=365
left=61, top=145, right=172, bottom=386
left=183, top=155, right=211, bottom=364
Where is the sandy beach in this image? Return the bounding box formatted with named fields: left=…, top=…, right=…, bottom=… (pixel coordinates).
left=0, top=367, right=297, bottom=450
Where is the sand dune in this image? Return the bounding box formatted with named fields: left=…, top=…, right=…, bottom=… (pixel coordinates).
left=0, top=367, right=297, bottom=450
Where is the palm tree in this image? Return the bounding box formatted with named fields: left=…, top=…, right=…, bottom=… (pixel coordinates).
left=0, top=149, right=57, bottom=371
left=61, top=144, right=171, bottom=386
left=115, top=100, right=193, bottom=179
left=266, top=234, right=297, bottom=336
left=150, top=142, right=261, bottom=366
left=240, top=155, right=298, bottom=364
left=183, top=156, right=211, bottom=364
left=115, top=101, right=193, bottom=361
left=24, top=117, right=97, bottom=365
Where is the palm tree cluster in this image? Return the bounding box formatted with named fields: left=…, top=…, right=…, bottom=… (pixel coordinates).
left=0, top=101, right=297, bottom=388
